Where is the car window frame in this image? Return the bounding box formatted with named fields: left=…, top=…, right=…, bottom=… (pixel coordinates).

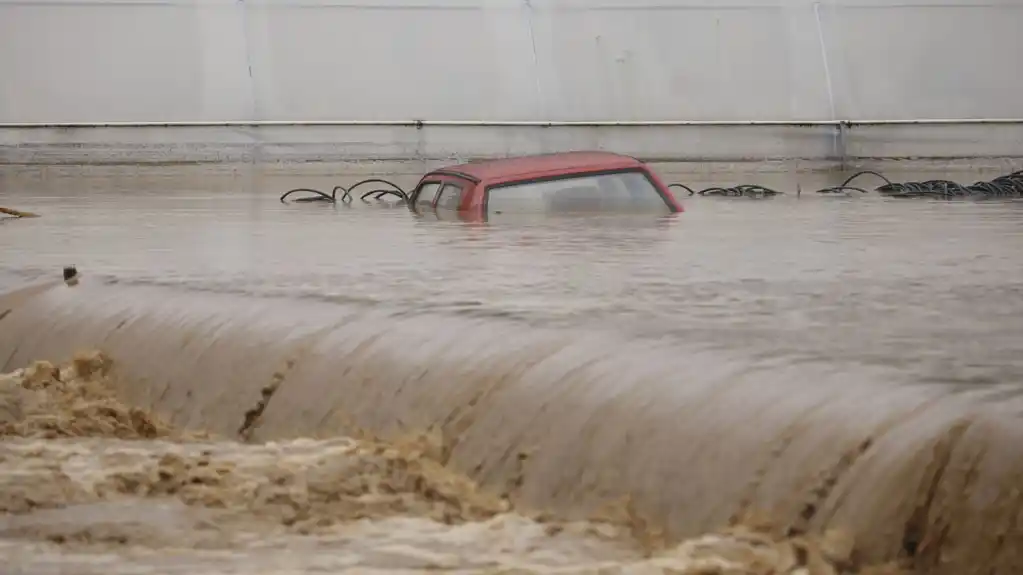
left=481, top=167, right=676, bottom=217
left=410, top=180, right=443, bottom=210
left=434, top=182, right=466, bottom=211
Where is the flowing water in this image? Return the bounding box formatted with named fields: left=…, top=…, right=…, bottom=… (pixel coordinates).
left=1, top=161, right=1023, bottom=574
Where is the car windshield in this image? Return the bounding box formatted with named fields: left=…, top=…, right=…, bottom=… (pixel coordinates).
left=486, top=170, right=671, bottom=215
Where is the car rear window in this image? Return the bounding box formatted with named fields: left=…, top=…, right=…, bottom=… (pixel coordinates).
left=486, top=171, right=671, bottom=215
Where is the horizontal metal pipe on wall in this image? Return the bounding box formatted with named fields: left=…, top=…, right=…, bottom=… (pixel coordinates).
left=3, top=119, right=1023, bottom=128
left=3, top=122, right=1023, bottom=165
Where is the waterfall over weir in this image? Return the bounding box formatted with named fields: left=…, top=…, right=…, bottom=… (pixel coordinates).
left=1, top=278, right=1022, bottom=574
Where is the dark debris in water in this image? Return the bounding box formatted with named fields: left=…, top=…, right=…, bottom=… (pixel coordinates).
left=668, top=169, right=1023, bottom=200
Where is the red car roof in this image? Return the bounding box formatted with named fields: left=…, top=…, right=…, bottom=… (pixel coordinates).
left=432, top=151, right=646, bottom=184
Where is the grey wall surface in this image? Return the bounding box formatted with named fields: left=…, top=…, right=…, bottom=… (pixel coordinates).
left=2, top=0, right=1022, bottom=164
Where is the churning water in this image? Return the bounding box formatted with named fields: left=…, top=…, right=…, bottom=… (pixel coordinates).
left=2, top=162, right=1023, bottom=574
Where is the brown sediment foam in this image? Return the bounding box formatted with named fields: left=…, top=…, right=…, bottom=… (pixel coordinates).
left=0, top=356, right=507, bottom=528
left=0, top=280, right=1020, bottom=573
left=0, top=351, right=178, bottom=440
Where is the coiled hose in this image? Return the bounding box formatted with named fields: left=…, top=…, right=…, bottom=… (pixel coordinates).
left=279, top=178, right=408, bottom=204
left=667, top=183, right=782, bottom=198
left=839, top=169, right=1023, bottom=199
left=667, top=169, right=1023, bottom=199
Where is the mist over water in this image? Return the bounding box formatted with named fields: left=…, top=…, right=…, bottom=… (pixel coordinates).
left=2, top=163, right=1023, bottom=574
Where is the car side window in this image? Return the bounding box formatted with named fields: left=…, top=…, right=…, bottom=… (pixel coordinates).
left=414, top=182, right=441, bottom=208
left=435, top=183, right=464, bottom=211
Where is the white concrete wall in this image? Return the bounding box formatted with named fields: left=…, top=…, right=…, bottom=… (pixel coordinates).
left=2, top=0, right=1022, bottom=163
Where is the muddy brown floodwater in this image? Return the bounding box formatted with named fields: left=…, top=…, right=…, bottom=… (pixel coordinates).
left=0, top=352, right=904, bottom=575
left=2, top=162, right=1023, bottom=574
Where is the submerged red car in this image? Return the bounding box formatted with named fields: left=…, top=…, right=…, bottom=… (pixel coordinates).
left=409, top=151, right=684, bottom=220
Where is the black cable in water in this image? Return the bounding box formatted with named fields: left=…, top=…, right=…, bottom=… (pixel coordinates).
left=875, top=170, right=1023, bottom=199
left=280, top=185, right=349, bottom=203
left=280, top=169, right=1022, bottom=206
left=815, top=170, right=890, bottom=195
left=280, top=178, right=409, bottom=204
left=667, top=169, right=1023, bottom=200
left=667, top=183, right=695, bottom=196
left=664, top=183, right=784, bottom=198
left=826, top=169, right=1023, bottom=198
left=698, top=184, right=783, bottom=197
